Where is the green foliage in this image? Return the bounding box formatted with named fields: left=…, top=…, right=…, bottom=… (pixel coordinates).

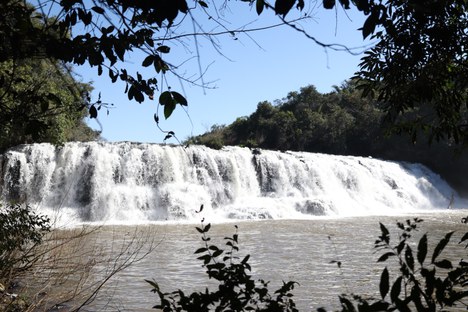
left=0, top=203, right=51, bottom=279
left=147, top=220, right=299, bottom=312
left=149, top=218, right=468, bottom=312
left=187, top=83, right=384, bottom=155
left=325, top=218, right=468, bottom=312
left=159, top=91, right=188, bottom=119
left=254, top=0, right=468, bottom=145
left=2, top=0, right=466, bottom=144
left=186, top=124, right=229, bottom=150
left=187, top=82, right=468, bottom=195
left=353, top=0, right=468, bottom=145
left=0, top=0, right=189, bottom=120
left=0, top=58, right=100, bottom=151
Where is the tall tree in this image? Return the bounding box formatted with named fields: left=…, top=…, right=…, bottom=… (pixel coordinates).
left=0, top=58, right=99, bottom=151
left=353, top=0, right=468, bottom=145
left=1, top=0, right=466, bottom=144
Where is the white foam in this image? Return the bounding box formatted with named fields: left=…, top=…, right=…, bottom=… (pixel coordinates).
left=1, top=142, right=465, bottom=225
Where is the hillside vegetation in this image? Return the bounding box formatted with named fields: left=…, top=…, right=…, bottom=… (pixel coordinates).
left=187, top=82, right=468, bottom=196
left=0, top=58, right=100, bottom=152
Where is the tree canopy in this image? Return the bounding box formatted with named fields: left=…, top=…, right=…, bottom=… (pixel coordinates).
left=354, top=0, right=468, bottom=145
left=1, top=0, right=467, bottom=145
left=186, top=82, right=468, bottom=195
left=0, top=58, right=100, bottom=152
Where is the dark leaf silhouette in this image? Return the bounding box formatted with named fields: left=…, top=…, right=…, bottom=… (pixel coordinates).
left=380, top=267, right=389, bottom=299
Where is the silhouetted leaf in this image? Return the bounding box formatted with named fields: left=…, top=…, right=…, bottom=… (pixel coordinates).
left=157, top=45, right=171, bottom=53
left=379, top=222, right=390, bottom=243
left=91, top=6, right=105, bottom=14
left=154, top=55, right=168, bottom=73
left=159, top=91, right=173, bottom=106
left=109, top=69, right=118, bottom=82
left=432, top=231, right=454, bottom=263
left=296, top=0, right=304, bottom=10
left=275, top=0, right=295, bottom=17
left=195, top=247, right=208, bottom=254
left=208, top=245, right=219, bottom=251
left=460, top=232, right=468, bottom=248
left=89, top=105, right=97, bottom=118
left=380, top=267, right=389, bottom=299
left=390, top=276, right=402, bottom=302
left=417, top=234, right=427, bottom=264
left=434, top=259, right=452, bottom=269
left=377, top=252, right=395, bottom=262
left=164, top=102, right=176, bottom=119
left=178, top=0, right=188, bottom=13
left=134, top=89, right=144, bottom=103
left=339, top=0, right=350, bottom=9
left=171, top=91, right=187, bottom=106
left=256, top=0, right=264, bottom=15
left=323, top=0, right=335, bottom=9
left=198, top=1, right=208, bottom=8
left=405, top=246, right=414, bottom=271
left=142, top=55, right=154, bottom=67
left=354, top=0, right=370, bottom=13
left=212, top=249, right=223, bottom=257
left=197, top=254, right=211, bottom=264
left=145, top=279, right=159, bottom=292
left=362, top=12, right=377, bottom=39
left=396, top=240, right=405, bottom=255
left=339, top=296, right=355, bottom=312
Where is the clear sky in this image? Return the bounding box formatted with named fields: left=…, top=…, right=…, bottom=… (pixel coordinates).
left=75, top=2, right=371, bottom=144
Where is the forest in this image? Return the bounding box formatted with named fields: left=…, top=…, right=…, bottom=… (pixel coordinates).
left=187, top=81, right=468, bottom=196
left=0, top=58, right=100, bottom=152
left=1, top=0, right=467, bottom=311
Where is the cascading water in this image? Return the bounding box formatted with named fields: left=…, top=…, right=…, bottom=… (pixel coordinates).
left=0, top=142, right=463, bottom=225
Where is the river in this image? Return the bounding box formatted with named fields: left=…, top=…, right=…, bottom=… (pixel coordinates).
left=2, top=143, right=467, bottom=310
left=59, top=211, right=468, bottom=312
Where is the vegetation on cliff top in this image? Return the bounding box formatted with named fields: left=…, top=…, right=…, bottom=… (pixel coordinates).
left=186, top=81, right=468, bottom=195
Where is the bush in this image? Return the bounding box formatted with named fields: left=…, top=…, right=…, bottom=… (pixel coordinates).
left=147, top=220, right=299, bottom=312
left=0, top=203, right=51, bottom=280
left=148, top=218, right=468, bottom=312
left=334, top=218, right=468, bottom=312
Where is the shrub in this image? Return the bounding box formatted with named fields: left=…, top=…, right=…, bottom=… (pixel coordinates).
left=0, top=203, right=51, bottom=279
left=333, top=218, right=468, bottom=312
left=147, top=220, right=299, bottom=312
left=148, top=218, right=468, bottom=312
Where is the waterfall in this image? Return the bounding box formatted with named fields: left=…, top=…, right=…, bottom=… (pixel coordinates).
left=0, top=142, right=463, bottom=224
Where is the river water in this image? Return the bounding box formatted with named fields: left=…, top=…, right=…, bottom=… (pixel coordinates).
left=3, top=143, right=467, bottom=310
left=73, top=210, right=468, bottom=312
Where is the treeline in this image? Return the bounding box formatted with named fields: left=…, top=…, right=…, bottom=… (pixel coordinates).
left=0, top=58, right=100, bottom=153
left=0, top=2, right=101, bottom=152
left=187, top=82, right=468, bottom=196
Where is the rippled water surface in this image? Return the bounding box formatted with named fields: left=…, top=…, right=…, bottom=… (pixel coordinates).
left=78, top=211, right=468, bottom=311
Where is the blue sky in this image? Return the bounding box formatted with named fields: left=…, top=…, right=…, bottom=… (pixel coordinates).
left=75, top=2, right=371, bottom=143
